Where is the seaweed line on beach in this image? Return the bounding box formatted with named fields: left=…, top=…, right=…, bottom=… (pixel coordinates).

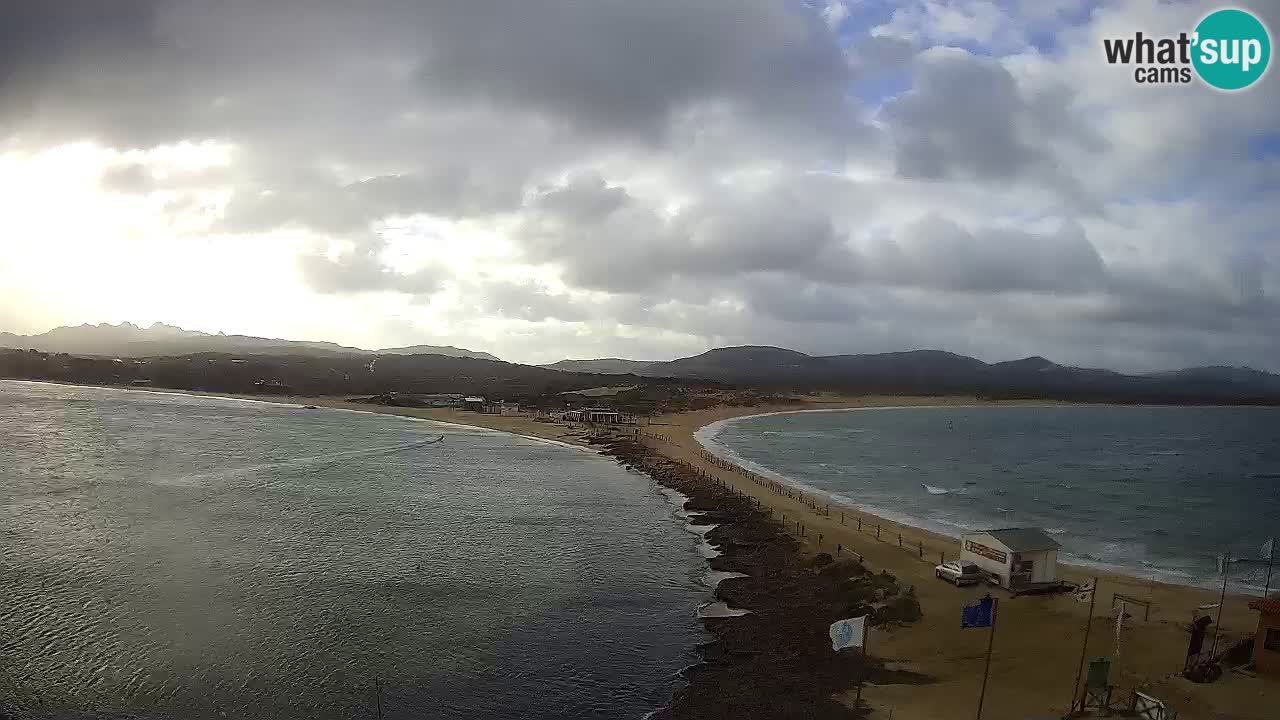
left=591, top=436, right=929, bottom=720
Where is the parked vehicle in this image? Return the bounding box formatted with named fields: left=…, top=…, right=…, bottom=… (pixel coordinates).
left=935, top=561, right=983, bottom=586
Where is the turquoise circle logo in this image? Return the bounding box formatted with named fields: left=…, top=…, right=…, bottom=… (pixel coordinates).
left=1192, top=8, right=1271, bottom=90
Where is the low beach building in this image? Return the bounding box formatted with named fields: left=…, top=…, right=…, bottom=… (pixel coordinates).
left=418, top=393, right=464, bottom=408
left=959, top=528, right=1061, bottom=592
left=1248, top=593, right=1280, bottom=676
left=462, top=396, right=486, bottom=411
left=562, top=407, right=635, bottom=424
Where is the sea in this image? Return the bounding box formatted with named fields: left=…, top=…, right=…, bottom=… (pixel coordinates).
left=698, top=405, right=1280, bottom=593
left=0, top=380, right=712, bottom=719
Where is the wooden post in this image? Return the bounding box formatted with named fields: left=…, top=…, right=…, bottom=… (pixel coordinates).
left=975, top=598, right=999, bottom=720
left=1211, top=549, right=1230, bottom=656
left=1265, top=539, right=1275, bottom=599
left=1069, top=578, right=1098, bottom=713
left=854, top=621, right=870, bottom=712
left=876, top=526, right=881, bottom=540
left=919, top=541, right=924, bottom=558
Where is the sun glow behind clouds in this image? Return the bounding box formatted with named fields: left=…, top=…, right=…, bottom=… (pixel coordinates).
left=0, top=141, right=560, bottom=349
left=0, top=141, right=312, bottom=335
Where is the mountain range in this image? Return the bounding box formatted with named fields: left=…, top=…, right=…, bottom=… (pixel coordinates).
left=0, top=323, right=499, bottom=361
left=541, top=346, right=1280, bottom=403
left=4, top=324, right=1280, bottom=403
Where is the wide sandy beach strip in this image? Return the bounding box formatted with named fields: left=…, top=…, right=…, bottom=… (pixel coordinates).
left=647, top=400, right=1277, bottom=720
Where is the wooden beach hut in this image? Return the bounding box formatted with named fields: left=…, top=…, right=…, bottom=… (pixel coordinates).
left=959, top=528, right=1062, bottom=593
left=1248, top=593, right=1280, bottom=676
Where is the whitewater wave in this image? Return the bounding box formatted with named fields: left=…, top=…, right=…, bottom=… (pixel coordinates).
left=702, top=571, right=749, bottom=590
left=697, top=601, right=751, bottom=618
left=923, top=484, right=967, bottom=496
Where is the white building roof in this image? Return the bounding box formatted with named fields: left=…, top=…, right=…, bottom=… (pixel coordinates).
left=965, top=527, right=1061, bottom=552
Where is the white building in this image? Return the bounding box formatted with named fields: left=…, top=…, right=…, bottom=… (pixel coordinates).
left=959, top=528, right=1061, bottom=592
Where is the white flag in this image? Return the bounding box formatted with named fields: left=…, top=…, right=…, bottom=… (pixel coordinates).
left=1075, top=579, right=1095, bottom=603
left=829, top=615, right=867, bottom=652
left=1114, top=601, right=1126, bottom=659
left=1263, top=538, right=1274, bottom=561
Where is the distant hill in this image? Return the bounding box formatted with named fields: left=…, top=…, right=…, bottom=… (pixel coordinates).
left=545, top=346, right=1280, bottom=403
left=0, top=347, right=644, bottom=400
left=1146, top=366, right=1280, bottom=392
left=643, top=346, right=817, bottom=383
left=379, top=345, right=500, bottom=361
left=540, top=358, right=657, bottom=374
left=0, top=323, right=499, bottom=361
left=7, top=325, right=1280, bottom=404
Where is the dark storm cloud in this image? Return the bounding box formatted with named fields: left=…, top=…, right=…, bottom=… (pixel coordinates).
left=220, top=168, right=522, bottom=235
left=868, top=214, right=1107, bottom=293
left=412, top=0, right=861, bottom=144
left=0, top=0, right=865, bottom=151
left=886, top=48, right=1033, bottom=179
left=518, top=175, right=1108, bottom=298
left=516, top=173, right=853, bottom=293
left=883, top=47, right=1102, bottom=206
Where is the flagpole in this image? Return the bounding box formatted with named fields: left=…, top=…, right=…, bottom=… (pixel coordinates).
left=1210, top=548, right=1230, bottom=657
left=975, top=597, right=998, bottom=720
left=855, top=621, right=868, bottom=710
left=1068, top=577, right=1098, bottom=713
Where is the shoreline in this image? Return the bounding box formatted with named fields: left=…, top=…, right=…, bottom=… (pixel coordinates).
left=692, top=406, right=1274, bottom=595
left=643, top=402, right=1276, bottom=719
left=8, top=380, right=1276, bottom=717
left=591, top=434, right=926, bottom=718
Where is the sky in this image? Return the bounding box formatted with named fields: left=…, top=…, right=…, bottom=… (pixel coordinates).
left=0, top=0, right=1277, bottom=370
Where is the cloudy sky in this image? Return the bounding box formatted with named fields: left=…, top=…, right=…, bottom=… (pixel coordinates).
left=1, top=1, right=1277, bottom=370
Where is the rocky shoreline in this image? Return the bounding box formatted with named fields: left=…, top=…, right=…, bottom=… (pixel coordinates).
left=592, top=437, right=926, bottom=719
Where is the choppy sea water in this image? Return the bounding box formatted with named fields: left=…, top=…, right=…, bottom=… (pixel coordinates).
left=0, top=380, right=711, bottom=719
left=699, top=405, right=1280, bottom=592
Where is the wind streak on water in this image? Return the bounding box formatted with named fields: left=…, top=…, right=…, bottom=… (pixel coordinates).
left=0, top=381, right=708, bottom=719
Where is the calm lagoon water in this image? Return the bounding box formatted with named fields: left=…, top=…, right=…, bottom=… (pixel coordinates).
left=0, top=380, right=709, bottom=719
left=700, top=405, right=1280, bottom=591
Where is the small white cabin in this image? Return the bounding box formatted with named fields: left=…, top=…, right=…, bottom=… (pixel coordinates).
left=959, top=528, right=1061, bottom=591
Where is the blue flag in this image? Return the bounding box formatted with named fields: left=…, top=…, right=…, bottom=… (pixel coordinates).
left=962, top=596, right=995, bottom=629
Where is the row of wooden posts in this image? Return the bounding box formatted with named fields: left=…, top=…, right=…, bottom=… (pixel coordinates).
left=684, top=446, right=949, bottom=567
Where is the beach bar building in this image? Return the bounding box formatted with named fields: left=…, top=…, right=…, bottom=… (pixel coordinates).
left=959, top=528, right=1061, bottom=592
left=1248, top=593, right=1280, bottom=676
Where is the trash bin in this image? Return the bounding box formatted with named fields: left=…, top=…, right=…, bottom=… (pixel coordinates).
left=1086, top=657, right=1111, bottom=689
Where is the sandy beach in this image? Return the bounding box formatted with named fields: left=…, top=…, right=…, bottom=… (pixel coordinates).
left=644, top=401, right=1277, bottom=720
left=28, top=384, right=1278, bottom=718
left=292, top=393, right=1276, bottom=720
